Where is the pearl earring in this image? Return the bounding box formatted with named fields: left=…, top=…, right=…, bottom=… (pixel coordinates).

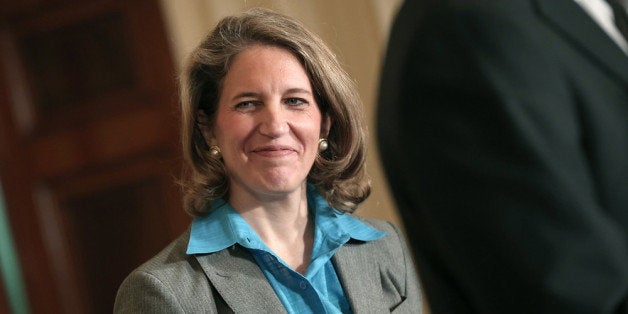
left=209, top=145, right=221, bottom=158
left=318, top=138, right=328, bottom=152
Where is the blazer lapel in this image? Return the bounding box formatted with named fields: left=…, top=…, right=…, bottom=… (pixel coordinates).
left=333, top=241, right=388, bottom=313
left=535, top=0, right=628, bottom=86
left=193, top=246, right=286, bottom=313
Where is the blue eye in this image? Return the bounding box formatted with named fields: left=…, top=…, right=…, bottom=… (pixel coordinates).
left=235, top=101, right=257, bottom=111
left=285, top=98, right=307, bottom=106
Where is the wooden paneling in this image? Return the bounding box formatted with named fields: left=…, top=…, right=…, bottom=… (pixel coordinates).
left=0, top=1, right=188, bottom=313
left=18, top=12, right=135, bottom=115
left=37, top=156, right=183, bottom=313
left=0, top=31, right=62, bottom=314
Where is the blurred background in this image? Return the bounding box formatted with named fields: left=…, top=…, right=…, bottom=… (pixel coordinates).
left=0, top=0, right=403, bottom=313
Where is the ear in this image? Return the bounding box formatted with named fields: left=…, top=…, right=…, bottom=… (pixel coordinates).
left=197, top=109, right=216, bottom=146
left=321, top=114, right=332, bottom=138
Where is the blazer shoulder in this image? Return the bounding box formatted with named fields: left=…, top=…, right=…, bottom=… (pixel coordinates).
left=339, top=216, right=424, bottom=312
left=356, top=216, right=401, bottom=238
left=351, top=216, right=410, bottom=268
left=135, top=229, right=192, bottom=273
left=114, top=229, right=218, bottom=313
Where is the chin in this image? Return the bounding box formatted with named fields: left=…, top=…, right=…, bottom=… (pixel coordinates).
left=255, top=177, right=307, bottom=195
left=257, top=169, right=306, bottom=189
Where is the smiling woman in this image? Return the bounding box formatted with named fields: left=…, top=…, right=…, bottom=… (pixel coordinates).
left=114, top=8, right=422, bottom=313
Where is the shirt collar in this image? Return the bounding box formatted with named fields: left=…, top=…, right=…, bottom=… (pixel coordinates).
left=306, top=184, right=385, bottom=244
left=186, top=184, right=386, bottom=255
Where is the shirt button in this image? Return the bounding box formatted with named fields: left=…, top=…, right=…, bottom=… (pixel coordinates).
left=281, top=268, right=291, bottom=278
left=299, top=281, right=307, bottom=290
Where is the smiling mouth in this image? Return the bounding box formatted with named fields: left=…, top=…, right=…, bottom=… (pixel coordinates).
left=252, top=145, right=297, bottom=157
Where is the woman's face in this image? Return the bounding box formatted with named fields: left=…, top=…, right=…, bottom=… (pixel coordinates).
left=211, top=45, right=325, bottom=201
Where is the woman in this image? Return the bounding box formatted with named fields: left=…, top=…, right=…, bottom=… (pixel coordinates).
left=114, top=8, right=422, bottom=313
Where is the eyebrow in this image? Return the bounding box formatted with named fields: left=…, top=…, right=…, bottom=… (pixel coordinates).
left=229, top=88, right=312, bottom=101
left=284, top=88, right=312, bottom=95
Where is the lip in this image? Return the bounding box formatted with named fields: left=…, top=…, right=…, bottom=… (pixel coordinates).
left=251, top=145, right=297, bottom=157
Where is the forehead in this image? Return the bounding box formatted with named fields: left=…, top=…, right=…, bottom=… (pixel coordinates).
left=222, top=45, right=311, bottom=91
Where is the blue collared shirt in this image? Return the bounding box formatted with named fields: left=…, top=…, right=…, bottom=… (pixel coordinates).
left=187, top=184, right=386, bottom=313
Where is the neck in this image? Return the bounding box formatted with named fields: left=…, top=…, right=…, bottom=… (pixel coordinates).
left=228, top=183, right=314, bottom=274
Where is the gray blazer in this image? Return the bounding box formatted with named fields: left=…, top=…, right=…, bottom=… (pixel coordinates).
left=114, top=218, right=422, bottom=313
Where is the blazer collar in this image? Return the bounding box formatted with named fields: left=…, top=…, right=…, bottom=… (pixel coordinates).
left=193, top=246, right=286, bottom=313
left=333, top=240, right=389, bottom=313
left=194, top=240, right=388, bottom=313
left=535, top=0, right=628, bottom=86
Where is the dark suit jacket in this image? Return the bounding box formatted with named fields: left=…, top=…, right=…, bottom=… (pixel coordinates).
left=378, top=0, right=628, bottom=313
left=113, top=218, right=422, bottom=313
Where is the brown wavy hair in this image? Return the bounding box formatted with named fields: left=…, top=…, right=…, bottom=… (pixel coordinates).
left=180, top=8, right=370, bottom=216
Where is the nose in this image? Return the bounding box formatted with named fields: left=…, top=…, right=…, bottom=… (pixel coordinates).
left=258, top=103, right=288, bottom=138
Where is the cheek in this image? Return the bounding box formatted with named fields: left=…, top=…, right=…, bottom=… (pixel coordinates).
left=215, top=114, right=247, bottom=144
left=304, top=121, right=324, bottom=153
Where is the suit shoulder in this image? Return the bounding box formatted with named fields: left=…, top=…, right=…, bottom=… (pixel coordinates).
left=354, top=216, right=400, bottom=235
left=115, top=228, right=216, bottom=313
left=351, top=216, right=407, bottom=255
left=134, top=229, right=193, bottom=275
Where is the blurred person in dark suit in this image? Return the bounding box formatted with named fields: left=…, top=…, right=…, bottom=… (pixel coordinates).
left=378, top=0, right=628, bottom=313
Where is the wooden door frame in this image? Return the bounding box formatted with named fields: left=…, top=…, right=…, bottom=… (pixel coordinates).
left=0, top=1, right=188, bottom=312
